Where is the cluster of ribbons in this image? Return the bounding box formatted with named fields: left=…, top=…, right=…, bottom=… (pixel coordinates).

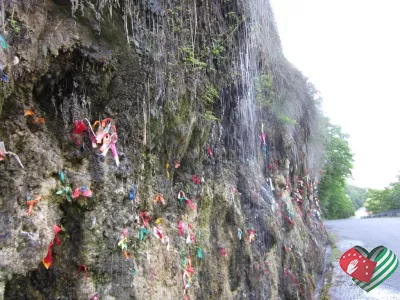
left=118, top=228, right=130, bottom=259
left=284, top=268, right=302, bottom=294
left=73, top=186, right=93, bottom=199
left=178, top=191, right=196, bottom=210
left=152, top=219, right=170, bottom=250
left=71, top=118, right=120, bottom=166
left=56, top=171, right=93, bottom=202
left=279, top=198, right=294, bottom=226
left=181, top=254, right=195, bottom=300
left=236, top=227, right=256, bottom=243
left=24, top=109, right=45, bottom=125
left=261, top=123, right=267, bottom=155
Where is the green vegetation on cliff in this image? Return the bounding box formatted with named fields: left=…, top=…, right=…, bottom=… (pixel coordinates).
left=0, top=1, right=331, bottom=299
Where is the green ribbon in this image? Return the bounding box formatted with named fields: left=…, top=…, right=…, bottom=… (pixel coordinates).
left=139, top=228, right=149, bottom=241
left=118, top=238, right=128, bottom=250
left=180, top=250, right=187, bottom=267
left=352, top=246, right=399, bottom=292
left=56, top=186, right=73, bottom=202
left=0, top=35, right=8, bottom=49
left=197, top=247, right=203, bottom=259
left=59, top=171, right=65, bottom=185
left=178, top=197, right=185, bottom=206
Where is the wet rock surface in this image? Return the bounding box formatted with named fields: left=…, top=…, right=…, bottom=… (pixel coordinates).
left=0, top=0, right=328, bottom=299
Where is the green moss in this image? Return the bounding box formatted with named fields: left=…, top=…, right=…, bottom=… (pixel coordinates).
left=157, top=97, right=197, bottom=162
left=99, top=71, right=112, bottom=102
left=327, top=233, right=340, bottom=262
left=203, top=85, right=219, bottom=106
left=179, top=47, right=207, bottom=69
left=164, top=98, right=191, bottom=130
left=99, top=16, right=129, bottom=51
left=278, top=114, right=297, bottom=125
left=200, top=127, right=211, bottom=146
left=307, top=273, right=316, bottom=290
left=198, top=190, right=213, bottom=242
left=254, top=74, right=274, bottom=108
left=320, top=282, right=332, bottom=300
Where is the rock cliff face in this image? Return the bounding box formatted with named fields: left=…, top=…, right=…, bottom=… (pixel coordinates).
left=0, top=0, right=328, bottom=299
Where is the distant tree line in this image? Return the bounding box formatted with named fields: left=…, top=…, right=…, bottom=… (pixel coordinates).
left=346, top=185, right=368, bottom=210
left=365, top=178, right=400, bottom=214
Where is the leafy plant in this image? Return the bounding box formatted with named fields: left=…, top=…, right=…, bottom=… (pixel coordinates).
left=203, top=85, right=219, bottom=105
left=278, top=114, right=297, bottom=125
left=203, top=110, right=219, bottom=121
left=179, top=47, right=207, bottom=69
left=226, top=11, right=239, bottom=21
left=254, top=74, right=274, bottom=107
left=212, top=45, right=225, bottom=56
left=8, top=18, right=20, bottom=34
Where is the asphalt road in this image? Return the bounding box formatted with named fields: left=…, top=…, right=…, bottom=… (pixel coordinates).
left=324, top=217, right=400, bottom=300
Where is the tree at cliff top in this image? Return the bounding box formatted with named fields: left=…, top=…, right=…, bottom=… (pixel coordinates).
left=318, top=122, right=354, bottom=219
left=346, top=184, right=368, bottom=210
left=365, top=177, right=400, bottom=214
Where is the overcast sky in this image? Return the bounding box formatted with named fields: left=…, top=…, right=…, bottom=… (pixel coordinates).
left=269, top=0, right=400, bottom=189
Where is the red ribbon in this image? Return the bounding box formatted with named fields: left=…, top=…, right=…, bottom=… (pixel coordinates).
left=178, top=220, right=185, bottom=236
left=77, top=264, right=89, bottom=279
left=26, top=195, right=40, bottom=216
left=191, top=175, right=201, bottom=185
left=42, top=225, right=62, bottom=269
left=140, top=211, right=152, bottom=227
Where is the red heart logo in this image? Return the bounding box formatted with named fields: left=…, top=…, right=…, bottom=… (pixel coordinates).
left=339, top=247, right=377, bottom=282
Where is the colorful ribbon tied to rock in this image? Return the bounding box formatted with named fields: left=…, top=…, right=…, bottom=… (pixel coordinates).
left=59, top=171, right=65, bottom=185
left=77, top=264, right=89, bottom=279
left=42, top=225, right=62, bottom=269
left=248, top=229, right=256, bottom=243
left=26, top=194, right=40, bottom=216
left=139, top=227, right=149, bottom=241
left=177, top=191, right=196, bottom=210
left=73, top=186, right=93, bottom=200
left=140, top=211, right=151, bottom=227
left=71, top=118, right=120, bottom=166
left=178, top=220, right=185, bottom=236
left=56, top=186, right=73, bottom=202
left=191, top=175, right=201, bottom=185
left=24, top=109, right=45, bottom=124
left=0, top=35, right=8, bottom=49
left=197, top=247, right=203, bottom=259
left=154, top=193, right=166, bottom=205
left=237, top=228, right=243, bottom=240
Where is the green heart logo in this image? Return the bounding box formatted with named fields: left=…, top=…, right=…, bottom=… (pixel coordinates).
left=352, top=246, right=399, bottom=292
